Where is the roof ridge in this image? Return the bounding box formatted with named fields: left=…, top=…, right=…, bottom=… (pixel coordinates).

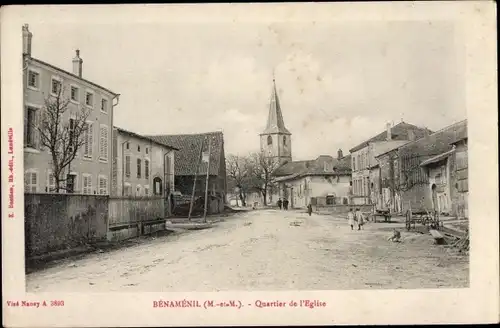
left=30, top=57, right=118, bottom=96
left=148, top=131, right=223, bottom=137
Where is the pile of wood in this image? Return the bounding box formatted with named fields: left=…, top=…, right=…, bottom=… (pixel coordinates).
left=450, top=232, right=470, bottom=254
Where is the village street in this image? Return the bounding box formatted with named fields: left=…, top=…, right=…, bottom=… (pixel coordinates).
left=26, top=210, right=469, bottom=292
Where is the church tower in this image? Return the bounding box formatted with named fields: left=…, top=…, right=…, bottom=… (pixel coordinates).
left=260, top=77, right=292, bottom=165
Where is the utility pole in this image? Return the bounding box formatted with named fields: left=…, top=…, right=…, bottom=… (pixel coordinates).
left=203, top=137, right=212, bottom=222
left=188, top=138, right=205, bottom=221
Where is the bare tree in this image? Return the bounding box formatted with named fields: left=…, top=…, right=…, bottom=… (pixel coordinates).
left=248, top=152, right=282, bottom=206
left=35, top=86, right=91, bottom=192
left=226, top=154, right=252, bottom=206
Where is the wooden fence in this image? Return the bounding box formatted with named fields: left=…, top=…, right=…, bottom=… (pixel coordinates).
left=108, top=196, right=165, bottom=229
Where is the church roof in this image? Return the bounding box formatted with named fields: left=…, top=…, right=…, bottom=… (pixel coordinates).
left=260, top=78, right=291, bottom=135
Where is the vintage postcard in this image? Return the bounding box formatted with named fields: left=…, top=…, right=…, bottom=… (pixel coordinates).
left=1, top=2, right=498, bottom=327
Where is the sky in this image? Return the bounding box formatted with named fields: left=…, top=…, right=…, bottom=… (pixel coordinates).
left=26, top=19, right=466, bottom=160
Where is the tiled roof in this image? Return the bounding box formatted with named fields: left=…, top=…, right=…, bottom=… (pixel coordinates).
left=398, top=119, right=467, bottom=160
left=147, top=131, right=224, bottom=176
left=349, top=122, right=433, bottom=153
left=273, top=154, right=352, bottom=180
left=115, top=127, right=179, bottom=150
left=420, top=148, right=456, bottom=167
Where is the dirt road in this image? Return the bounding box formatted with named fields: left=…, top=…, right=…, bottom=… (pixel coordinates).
left=26, top=210, right=469, bottom=292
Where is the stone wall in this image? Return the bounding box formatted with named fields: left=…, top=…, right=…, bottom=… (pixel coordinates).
left=25, top=193, right=108, bottom=257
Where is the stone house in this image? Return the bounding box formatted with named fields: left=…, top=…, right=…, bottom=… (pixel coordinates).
left=374, top=148, right=403, bottom=213
left=272, top=151, right=352, bottom=208
left=450, top=136, right=468, bottom=218
left=22, top=25, right=119, bottom=195
left=349, top=121, right=432, bottom=205
left=397, top=119, right=467, bottom=215
left=148, top=131, right=227, bottom=214
left=111, top=127, right=177, bottom=198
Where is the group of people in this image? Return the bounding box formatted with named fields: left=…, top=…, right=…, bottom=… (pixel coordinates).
left=277, top=198, right=289, bottom=210
left=347, top=208, right=365, bottom=230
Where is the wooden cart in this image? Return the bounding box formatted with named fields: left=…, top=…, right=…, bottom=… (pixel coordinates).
left=405, top=206, right=443, bottom=231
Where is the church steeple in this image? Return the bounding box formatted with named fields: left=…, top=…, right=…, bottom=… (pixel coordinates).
left=259, top=77, right=292, bottom=164
left=262, top=77, right=291, bottom=135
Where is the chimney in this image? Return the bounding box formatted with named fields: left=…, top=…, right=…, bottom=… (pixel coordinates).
left=22, top=24, right=32, bottom=57
left=337, top=149, right=343, bottom=160
left=408, top=129, right=415, bottom=141
left=72, top=49, right=83, bottom=78
left=386, top=122, right=392, bottom=141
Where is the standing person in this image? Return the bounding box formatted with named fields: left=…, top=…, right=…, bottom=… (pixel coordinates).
left=283, top=198, right=289, bottom=210
left=277, top=198, right=283, bottom=210
left=307, top=203, right=313, bottom=216
left=347, top=208, right=355, bottom=230
left=355, top=208, right=365, bottom=230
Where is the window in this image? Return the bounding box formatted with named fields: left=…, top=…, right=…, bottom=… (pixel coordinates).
left=99, top=125, right=108, bottom=161
left=125, top=155, right=131, bottom=177
left=137, top=159, right=142, bottom=178
left=85, top=92, right=94, bottom=107
left=136, top=185, right=142, bottom=196
left=353, top=157, right=356, bottom=171
left=51, top=77, right=62, bottom=95
left=137, top=145, right=141, bottom=152
left=47, top=170, right=56, bottom=192
left=24, top=170, right=38, bottom=193
left=101, top=98, right=108, bottom=113
left=25, top=106, right=38, bottom=148
left=82, top=174, right=92, bottom=194
left=153, top=177, right=163, bottom=195
left=28, top=70, right=39, bottom=89
left=144, top=185, right=149, bottom=196
left=145, top=147, right=149, bottom=155
left=98, top=175, right=108, bottom=195
left=70, top=86, right=79, bottom=102
left=283, top=136, right=287, bottom=146
left=145, top=159, right=149, bottom=179
left=124, top=183, right=131, bottom=196
left=267, top=135, right=272, bottom=145
left=126, top=142, right=130, bottom=150
left=83, top=122, right=93, bottom=158
left=66, top=173, right=77, bottom=193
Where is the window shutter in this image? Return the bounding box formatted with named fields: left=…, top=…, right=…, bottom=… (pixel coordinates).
left=104, top=127, right=108, bottom=159
left=24, top=172, right=30, bottom=190
left=88, top=123, right=93, bottom=157
left=33, top=109, right=40, bottom=149
left=31, top=172, right=37, bottom=192
left=24, top=109, right=28, bottom=147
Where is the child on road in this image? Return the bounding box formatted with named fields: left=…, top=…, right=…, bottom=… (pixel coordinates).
left=355, top=208, right=364, bottom=230
left=347, top=208, right=355, bottom=230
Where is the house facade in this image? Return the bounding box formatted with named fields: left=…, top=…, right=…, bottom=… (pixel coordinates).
left=349, top=122, right=432, bottom=205
left=420, top=148, right=456, bottom=214
left=375, top=149, right=403, bottom=213
left=397, top=119, right=467, bottom=215
left=273, top=153, right=352, bottom=208
left=450, top=137, right=468, bottom=218
left=23, top=25, right=119, bottom=195
left=111, top=128, right=177, bottom=198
